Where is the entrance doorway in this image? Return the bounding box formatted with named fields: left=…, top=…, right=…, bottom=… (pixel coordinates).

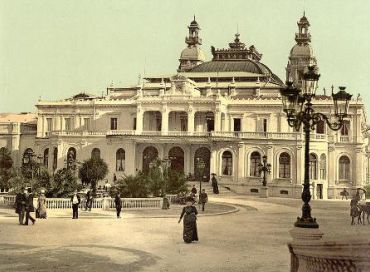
left=194, top=147, right=211, bottom=181
left=316, top=184, right=323, bottom=199
left=169, top=147, right=184, bottom=173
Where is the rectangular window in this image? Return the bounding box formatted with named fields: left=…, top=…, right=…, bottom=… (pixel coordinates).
left=110, top=118, right=118, bottom=130
left=233, top=118, right=241, bottom=132
left=65, top=118, right=71, bottom=131
left=84, top=118, right=90, bottom=131
left=46, top=118, right=53, bottom=132
left=263, top=119, right=267, bottom=133
left=133, top=118, right=137, bottom=130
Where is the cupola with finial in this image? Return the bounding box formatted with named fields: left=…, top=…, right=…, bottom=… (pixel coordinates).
left=178, top=16, right=205, bottom=72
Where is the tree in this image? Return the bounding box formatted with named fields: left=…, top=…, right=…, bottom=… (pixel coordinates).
left=52, top=168, right=82, bottom=197
left=167, top=170, right=187, bottom=194
left=147, top=163, right=164, bottom=197
left=78, top=158, right=108, bottom=192
left=0, top=147, right=13, bottom=190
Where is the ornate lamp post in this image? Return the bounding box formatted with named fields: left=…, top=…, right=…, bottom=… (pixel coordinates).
left=280, top=66, right=352, bottom=228
left=258, top=155, right=271, bottom=187
left=196, top=157, right=206, bottom=194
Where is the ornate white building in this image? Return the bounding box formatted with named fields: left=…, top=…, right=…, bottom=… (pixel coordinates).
left=1, top=15, right=369, bottom=199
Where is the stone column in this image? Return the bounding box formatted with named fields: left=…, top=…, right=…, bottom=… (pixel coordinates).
left=355, top=147, right=364, bottom=187
left=237, top=144, right=244, bottom=181
left=224, top=112, right=230, bottom=132
left=37, top=115, right=43, bottom=137
left=215, top=110, right=221, bottom=132
left=162, top=106, right=169, bottom=135
left=267, top=145, right=273, bottom=183
left=136, top=106, right=143, bottom=134
left=55, top=115, right=61, bottom=131
left=187, top=108, right=194, bottom=134
left=210, top=144, right=218, bottom=176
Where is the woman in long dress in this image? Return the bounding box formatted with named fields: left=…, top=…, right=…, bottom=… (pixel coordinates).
left=37, top=190, right=47, bottom=219
left=178, top=197, right=198, bottom=243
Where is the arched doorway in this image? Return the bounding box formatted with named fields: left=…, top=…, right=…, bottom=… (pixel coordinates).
left=194, top=147, right=210, bottom=180
left=169, top=147, right=184, bottom=173
left=142, top=146, right=158, bottom=174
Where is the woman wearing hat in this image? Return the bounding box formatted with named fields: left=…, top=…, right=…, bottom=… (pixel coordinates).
left=37, top=189, right=47, bottom=219
left=178, top=196, right=198, bottom=243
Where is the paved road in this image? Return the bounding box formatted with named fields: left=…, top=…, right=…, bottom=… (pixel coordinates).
left=0, top=194, right=369, bottom=272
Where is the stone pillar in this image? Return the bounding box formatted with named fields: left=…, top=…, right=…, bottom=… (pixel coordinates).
left=162, top=107, right=169, bottom=135
left=267, top=145, right=273, bottom=183
left=210, top=145, right=218, bottom=176
left=187, top=108, right=194, bottom=134
left=55, top=115, right=61, bottom=131
left=215, top=110, right=221, bottom=132
left=224, top=112, right=230, bottom=132
left=37, top=116, right=43, bottom=137
left=136, top=106, right=143, bottom=134
left=355, top=147, right=364, bottom=187
left=74, top=114, right=79, bottom=130
left=237, top=144, right=244, bottom=181
left=327, top=145, right=335, bottom=187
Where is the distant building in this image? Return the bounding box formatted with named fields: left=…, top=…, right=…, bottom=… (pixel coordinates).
left=1, top=15, right=369, bottom=199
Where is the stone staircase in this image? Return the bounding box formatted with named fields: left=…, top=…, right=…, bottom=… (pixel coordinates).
left=186, top=181, right=232, bottom=195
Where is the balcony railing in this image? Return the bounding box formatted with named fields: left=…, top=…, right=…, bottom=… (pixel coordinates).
left=46, top=130, right=107, bottom=137
left=107, top=130, right=304, bottom=140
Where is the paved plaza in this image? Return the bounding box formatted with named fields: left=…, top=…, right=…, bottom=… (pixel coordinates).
left=0, top=193, right=370, bottom=272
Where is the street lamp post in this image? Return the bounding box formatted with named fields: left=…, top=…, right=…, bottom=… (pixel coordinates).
left=280, top=66, right=352, bottom=228
left=258, top=155, right=271, bottom=187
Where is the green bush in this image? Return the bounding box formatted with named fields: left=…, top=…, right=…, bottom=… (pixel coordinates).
left=52, top=168, right=83, bottom=197
left=78, top=158, right=108, bottom=192
left=167, top=170, right=187, bottom=194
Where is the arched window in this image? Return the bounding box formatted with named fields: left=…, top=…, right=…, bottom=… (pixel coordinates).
left=43, top=148, right=49, bottom=168
left=91, top=148, right=101, bottom=160
left=250, top=151, right=261, bottom=177
left=339, top=156, right=350, bottom=180
left=309, top=153, right=317, bottom=180
left=53, top=147, right=58, bottom=171
left=319, top=154, right=326, bottom=179
left=279, top=152, right=291, bottom=178
left=116, top=148, right=125, bottom=171
left=222, top=151, right=232, bottom=176
left=22, top=148, right=34, bottom=165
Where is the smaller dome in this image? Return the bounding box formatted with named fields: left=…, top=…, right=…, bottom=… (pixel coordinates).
left=180, top=47, right=205, bottom=61
left=290, top=44, right=313, bottom=57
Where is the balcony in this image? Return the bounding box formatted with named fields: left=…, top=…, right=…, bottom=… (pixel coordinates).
left=46, top=130, right=107, bottom=137
left=106, top=130, right=303, bottom=141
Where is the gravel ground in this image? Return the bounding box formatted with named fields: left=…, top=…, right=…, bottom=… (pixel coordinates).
left=0, top=195, right=369, bottom=272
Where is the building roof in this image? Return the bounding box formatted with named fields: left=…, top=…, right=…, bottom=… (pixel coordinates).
left=0, top=113, right=37, bottom=124
left=188, top=60, right=283, bottom=85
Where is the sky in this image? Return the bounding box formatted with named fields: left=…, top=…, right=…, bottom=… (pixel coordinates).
left=1, top=0, right=370, bottom=113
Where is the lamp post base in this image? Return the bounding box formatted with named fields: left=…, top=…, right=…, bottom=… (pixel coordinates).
left=294, top=217, right=319, bottom=229
left=260, top=186, right=269, bottom=198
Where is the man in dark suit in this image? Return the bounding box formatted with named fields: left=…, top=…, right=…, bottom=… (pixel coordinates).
left=15, top=187, right=27, bottom=225
left=25, top=187, right=36, bottom=225
left=71, top=190, right=81, bottom=219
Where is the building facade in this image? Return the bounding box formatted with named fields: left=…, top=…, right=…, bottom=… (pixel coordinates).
left=1, top=16, right=369, bottom=199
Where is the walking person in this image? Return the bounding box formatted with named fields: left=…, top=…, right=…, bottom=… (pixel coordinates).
left=199, top=189, right=208, bottom=212
left=114, top=192, right=123, bottom=219
left=211, top=174, right=219, bottom=194
left=25, top=188, right=36, bottom=225
left=85, top=190, right=92, bottom=211
left=37, top=189, right=47, bottom=219
left=178, top=196, right=199, bottom=243
left=71, top=190, right=81, bottom=219
left=14, top=187, right=27, bottom=225
left=191, top=185, right=197, bottom=196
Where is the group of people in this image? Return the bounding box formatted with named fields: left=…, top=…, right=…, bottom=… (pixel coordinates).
left=14, top=187, right=47, bottom=225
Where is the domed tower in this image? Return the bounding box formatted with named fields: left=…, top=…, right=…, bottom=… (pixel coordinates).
left=286, top=13, right=317, bottom=88
left=178, top=16, right=205, bottom=72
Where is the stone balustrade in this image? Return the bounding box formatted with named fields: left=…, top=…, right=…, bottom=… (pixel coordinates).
left=0, top=195, right=177, bottom=210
